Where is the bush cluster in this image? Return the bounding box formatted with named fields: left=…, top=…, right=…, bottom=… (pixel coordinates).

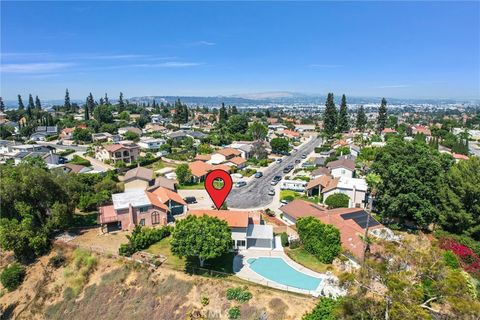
left=297, top=216, right=341, bottom=264
left=0, top=263, right=26, bottom=291
left=280, top=232, right=289, bottom=247
left=226, top=286, right=252, bottom=303
left=119, top=226, right=171, bottom=256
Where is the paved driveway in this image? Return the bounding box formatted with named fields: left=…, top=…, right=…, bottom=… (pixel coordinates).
left=227, top=136, right=321, bottom=209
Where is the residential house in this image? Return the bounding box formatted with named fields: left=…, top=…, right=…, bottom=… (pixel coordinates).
left=294, top=124, right=316, bottom=133
left=327, top=158, right=356, bottom=178
left=408, top=125, right=432, bottom=138
left=189, top=210, right=274, bottom=250
left=98, top=187, right=187, bottom=231
left=224, top=156, right=247, bottom=169
left=188, top=161, right=230, bottom=182
left=282, top=129, right=301, bottom=140
left=305, top=175, right=334, bottom=197
left=60, top=163, right=93, bottom=174
left=137, top=137, right=165, bottom=150
left=321, top=177, right=368, bottom=208
left=95, top=143, right=140, bottom=164
left=208, top=148, right=242, bottom=165
left=452, top=153, right=469, bottom=162
left=280, top=180, right=308, bottom=192
left=147, top=176, right=178, bottom=192
left=268, top=124, right=287, bottom=132
left=30, top=126, right=58, bottom=141
left=123, top=166, right=155, bottom=190
left=144, top=123, right=167, bottom=133
left=118, top=126, right=143, bottom=136
left=349, top=144, right=361, bottom=157
left=311, top=167, right=332, bottom=179
left=279, top=199, right=384, bottom=259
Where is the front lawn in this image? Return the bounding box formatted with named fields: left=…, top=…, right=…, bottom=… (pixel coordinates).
left=285, top=247, right=331, bottom=274
left=146, top=236, right=235, bottom=274
left=280, top=190, right=319, bottom=204
left=177, top=182, right=204, bottom=190
left=147, top=159, right=178, bottom=171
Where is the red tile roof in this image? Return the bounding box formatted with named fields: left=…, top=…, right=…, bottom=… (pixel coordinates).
left=452, top=153, right=469, bottom=160
left=217, top=148, right=241, bottom=157
left=189, top=210, right=250, bottom=228
left=282, top=129, right=301, bottom=138
left=229, top=156, right=247, bottom=166
left=152, top=187, right=187, bottom=205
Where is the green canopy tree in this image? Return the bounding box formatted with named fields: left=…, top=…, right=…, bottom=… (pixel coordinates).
left=227, top=114, right=249, bottom=135
left=247, top=121, right=268, bottom=141
left=325, top=193, right=350, bottom=208
left=171, top=215, right=232, bottom=267
left=296, top=216, right=341, bottom=263
left=64, top=88, right=72, bottom=112
left=270, top=137, right=289, bottom=153
left=17, top=94, right=25, bottom=111
left=323, top=93, right=337, bottom=137
left=34, top=95, right=41, bottom=111
left=26, top=94, right=34, bottom=118
left=219, top=103, right=228, bottom=122
left=175, top=163, right=192, bottom=185
left=337, top=94, right=349, bottom=132
left=118, top=92, right=125, bottom=112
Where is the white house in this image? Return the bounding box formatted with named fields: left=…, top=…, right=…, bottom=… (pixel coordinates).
left=137, top=138, right=165, bottom=150
left=327, top=159, right=356, bottom=179
left=280, top=180, right=308, bottom=192
left=322, top=177, right=368, bottom=208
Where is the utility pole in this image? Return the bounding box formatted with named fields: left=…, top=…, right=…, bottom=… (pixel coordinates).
left=362, top=191, right=371, bottom=266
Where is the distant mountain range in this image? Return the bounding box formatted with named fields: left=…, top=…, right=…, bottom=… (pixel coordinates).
left=3, top=91, right=479, bottom=109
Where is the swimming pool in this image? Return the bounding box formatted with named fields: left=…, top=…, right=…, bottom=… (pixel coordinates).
left=246, top=257, right=322, bottom=291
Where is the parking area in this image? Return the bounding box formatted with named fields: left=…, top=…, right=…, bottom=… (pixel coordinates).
left=178, top=189, right=215, bottom=210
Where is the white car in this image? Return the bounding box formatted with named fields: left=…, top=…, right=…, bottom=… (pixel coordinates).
left=231, top=173, right=243, bottom=179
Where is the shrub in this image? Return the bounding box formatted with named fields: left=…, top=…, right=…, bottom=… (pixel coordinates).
left=325, top=193, right=350, bottom=209
left=0, top=263, right=26, bottom=291
left=302, top=296, right=340, bottom=320
left=289, top=239, right=302, bottom=249
left=119, top=226, right=171, bottom=256
left=281, top=232, right=289, bottom=247
left=228, top=306, right=241, bottom=319
left=297, top=216, right=341, bottom=263
left=444, top=251, right=460, bottom=269
left=49, top=252, right=66, bottom=268
left=69, top=155, right=91, bottom=166
left=226, top=287, right=252, bottom=303
left=201, top=296, right=210, bottom=306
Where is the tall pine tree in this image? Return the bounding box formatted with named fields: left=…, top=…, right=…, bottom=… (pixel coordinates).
left=323, top=93, right=337, bottom=137
left=377, top=98, right=388, bottom=132
left=84, top=97, right=90, bottom=121
left=104, top=93, right=109, bottom=105
left=219, top=102, right=228, bottom=122
left=356, top=105, right=367, bottom=132
left=18, top=94, right=25, bottom=110
left=337, top=94, right=349, bottom=132
left=0, top=97, right=5, bottom=112
left=27, top=94, right=35, bottom=118
left=64, top=89, right=72, bottom=112
left=35, top=95, right=41, bottom=111
left=118, top=92, right=125, bottom=112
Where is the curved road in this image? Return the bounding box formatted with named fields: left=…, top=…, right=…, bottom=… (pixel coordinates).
left=227, top=136, right=321, bottom=209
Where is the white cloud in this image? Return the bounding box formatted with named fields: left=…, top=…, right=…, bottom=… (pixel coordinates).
left=187, top=40, right=216, bottom=46
left=0, top=62, right=74, bottom=73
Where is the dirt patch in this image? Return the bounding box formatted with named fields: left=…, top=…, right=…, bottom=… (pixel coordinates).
left=69, top=228, right=130, bottom=254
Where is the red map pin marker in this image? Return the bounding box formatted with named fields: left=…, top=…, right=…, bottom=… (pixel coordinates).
left=205, top=169, right=233, bottom=210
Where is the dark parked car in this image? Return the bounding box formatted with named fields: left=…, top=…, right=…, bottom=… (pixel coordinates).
left=184, top=196, right=197, bottom=204
left=236, top=181, right=247, bottom=187
left=295, top=159, right=301, bottom=164
left=254, top=172, right=263, bottom=178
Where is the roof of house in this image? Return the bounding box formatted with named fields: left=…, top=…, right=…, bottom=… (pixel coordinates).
left=279, top=199, right=383, bottom=259
left=103, top=144, right=126, bottom=152
left=151, top=187, right=187, bottom=205
left=189, top=161, right=230, bottom=178
left=124, top=166, right=154, bottom=182
left=188, top=210, right=250, bottom=228
left=282, top=129, right=301, bottom=138
left=148, top=176, right=178, bottom=192
left=112, top=189, right=151, bottom=210
left=217, top=148, right=241, bottom=157
left=382, top=128, right=397, bottom=134
left=452, top=153, right=469, bottom=160
left=321, top=177, right=341, bottom=193
left=62, top=127, right=75, bottom=133
left=119, top=126, right=142, bottom=135
left=247, top=224, right=273, bottom=239
left=63, top=163, right=88, bottom=173
left=306, top=175, right=334, bottom=190
left=145, top=191, right=169, bottom=211
left=312, top=167, right=331, bottom=177
left=326, top=158, right=356, bottom=171
left=229, top=156, right=247, bottom=165
left=194, top=154, right=212, bottom=161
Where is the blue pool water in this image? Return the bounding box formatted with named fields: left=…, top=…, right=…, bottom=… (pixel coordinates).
left=247, top=257, right=322, bottom=291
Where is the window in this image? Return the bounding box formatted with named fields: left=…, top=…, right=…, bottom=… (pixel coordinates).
left=236, top=240, right=246, bottom=247
left=152, top=211, right=160, bottom=225
left=138, top=206, right=149, bottom=213
left=139, top=219, right=145, bottom=226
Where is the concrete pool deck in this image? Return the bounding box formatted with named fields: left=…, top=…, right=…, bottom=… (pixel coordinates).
left=233, top=248, right=345, bottom=297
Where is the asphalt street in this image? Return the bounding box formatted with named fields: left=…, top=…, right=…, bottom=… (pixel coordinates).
left=227, top=136, right=321, bottom=209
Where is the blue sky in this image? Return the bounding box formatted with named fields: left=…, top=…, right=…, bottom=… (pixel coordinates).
left=1, top=1, right=479, bottom=100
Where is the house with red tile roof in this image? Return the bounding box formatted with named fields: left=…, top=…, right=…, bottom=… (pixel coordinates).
left=452, top=153, right=469, bottom=162
left=98, top=187, right=187, bottom=232
left=188, top=210, right=274, bottom=250
left=282, top=129, right=301, bottom=140
left=279, top=199, right=383, bottom=259
left=188, top=160, right=231, bottom=182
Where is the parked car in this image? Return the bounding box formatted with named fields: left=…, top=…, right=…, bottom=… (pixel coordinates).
left=295, top=159, right=301, bottom=164
left=268, top=189, right=275, bottom=196
left=254, top=172, right=263, bottom=178
left=283, top=167, right=291, bottom=173
left=276, top=158, right=283, bottom=163
left=236, top=181, right=247, bottom=187
left=231, top=173, right=243, bottom=179
left=270, top=180, right=279, bottom=186
left=280, top=199, right=291, bottom=204
left=184, top=196, right=197, bottom=204
left=301, top=154, right=307, bottom=159
left=273, top=175, right=282, bottom=182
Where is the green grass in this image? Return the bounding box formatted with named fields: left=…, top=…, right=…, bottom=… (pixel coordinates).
left=146, top=236, right=235, bottom=274
left=147, top=159, right=178, bottom=171
left=280, top=190, right=319, bottom=204
left=71, top=212, right=98, bottom=228
left=285, top=247, right=331, bottom=274
left=177, top=182, right=204, bottom=190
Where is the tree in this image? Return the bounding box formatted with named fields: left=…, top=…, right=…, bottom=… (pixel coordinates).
left=64, top=88, right=72, bottom=112
left=171, top=215, right=232, bottom=267
left=219, top=103, right=228, bottom=122
left=92, top=104, right=113, bottom=124
left=270, top=137, right=289, bottom=153
left=118, top=111, right=130, bottom=121
left=0, top=97, right=5, bottom=112
left=0, top=263, right=26, bottom=291
left=302, top=297, right=340, bottom=320
left=198, top=143, right=214, bottom=154
left=72, top=127, right=92, bottom=143
left=323, top=93, right=337, bottom=137
left=439, top=157, right=480, bottom=240
left=104, top=93, right=109, bottom=105
left=371, top=139, right=451, bottom=228
left=227, top=114, right=249, bottom=135
left=173, top=99, right=186, bottom=125
left=377, top=98, right=388, bottom=132
left=247, top=121, right=268, bottom=141
left=296, top=216, right=341, bottom=263
left=123, top=130, right=140, bottom=142
left=86, top=92, right=95, bottom=117
left=337, top=94, right=349, bottom=132
left=324, top=193, right=350, bottom=208
left=118, top=92, right=125, bottom=112
left=35, top=95, right=41, bottom=111
left=26, top=94, right=34, bottom=118
left=18, top=94, right=25, bottom=110
left=84, top=98, right=90, bottom=121
left=356, top=105, right=367, bottom=132
left=175, top=163, right=192, bottom=185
